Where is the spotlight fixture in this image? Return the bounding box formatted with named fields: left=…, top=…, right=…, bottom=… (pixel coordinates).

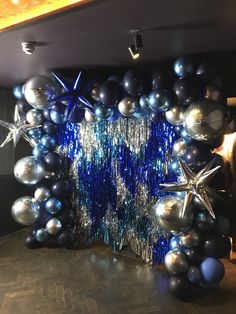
left=128, top=30, right=143, bottom=60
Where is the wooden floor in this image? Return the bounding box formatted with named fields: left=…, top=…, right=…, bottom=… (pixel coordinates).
left=0, top=230, right=236, bottom=314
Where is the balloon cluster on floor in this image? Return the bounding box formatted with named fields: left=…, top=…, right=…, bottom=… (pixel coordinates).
left=2, top=55, right=235, bottom=300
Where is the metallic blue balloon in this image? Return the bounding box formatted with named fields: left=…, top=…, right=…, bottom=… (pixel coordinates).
left=32, top=144, right=48, bottom=158
left=43, top=109, right=51, bottom=120
left=43, top=121, right=58, bottom=134
left=169, top=236, right=182, bottom=250
left=34, top=228, right=48, bottom=243
left=139, top=95, right=149, bottom=112
left=28, top=128, right=43, bottom=140
left=67, top=106, right=84, bottom=124
left=41, top=135, right=56, bottom=148
left=13, top=85, right=24, bottom=99
left=169, top=159, right=182, bottom=176
left=195, top=211, right=215, bottom=232
left=95, top=103, right=112, bottom=119
left=148, top=89, right=172, bottom=112
left=50, top=106, right=67, bottom=124
left=107, top=107, right=120, bottom=122
left=187, top=266, right=202, bottom=285
left=200, top=257, right=225, bottom=284
left=45, top=198, right=62, bottom=214
left=174, top=57, right=195, bottom=78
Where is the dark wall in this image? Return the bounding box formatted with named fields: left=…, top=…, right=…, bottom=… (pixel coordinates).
left=0, top=88, right=31, bottom=235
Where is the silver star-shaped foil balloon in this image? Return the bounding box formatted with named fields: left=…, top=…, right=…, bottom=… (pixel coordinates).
left=0, top=106, right=39, bottom=148
left=160, top=158, right=221, bottom=218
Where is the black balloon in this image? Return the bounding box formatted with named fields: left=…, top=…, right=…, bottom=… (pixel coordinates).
left=196, top=61, right=217, bottom=83
left=60, top=209, right=75, bottom=225
left=99, top=80, right=120, bottom=106
left=194, top=211, right=215, bottom=232
left=168, top=275, right=192, bottom=300
left=58, top=229, right=75, bottom=248
left=204, top=234, right=231, bottom=258
left=184, top=248, right=203, bottom=266
left=25, top=235, right=43, bottom=249
left=122, top=69, right=150, bottom=96
left=17, top=99, right=31, bottom=113
left=174, top=56, right=195, bottom=78
left=44, top=152, right=63, bottom=170
left=152, top=69, right=163, bottom=90
left=43, top=121, right=58, bottom=134
left=183, top=141, right=212, bottom=170
left=51, top=180, right=73, bottom=198
left=149, top=111, right=165, bottom=123
left=173, top=76, right=202, bottom=106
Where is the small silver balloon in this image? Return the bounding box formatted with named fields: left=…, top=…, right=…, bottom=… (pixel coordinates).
left=165, top=105, right=185, bottom=125
left=172, top=138, right=188, bottom=157
left=24, top=75, right=59, bottom=109
left=118, top=97, right=137, bottom=117
left=46, top=218, right=62, bottom=235
left=26, top=109, right=44, bottom=126
left=84, top=109, right=97, bottom=123
left=34, top=187, right=51, bottom=202
left=183, top=101, right=227, bottom=141
left=11, top=196, right=40, bottom=225
left=179, top=229, right=201, bottom=247
left=14, top=156, right=45, bottom=185
left=164, top=249, right=189, bottom=275
left=205, top=85, right=223, bottom=102
left=151, top=196, right=193, bottom=235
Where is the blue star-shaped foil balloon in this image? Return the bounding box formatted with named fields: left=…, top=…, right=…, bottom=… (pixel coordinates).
left=51, top=72, right=94, bottom=123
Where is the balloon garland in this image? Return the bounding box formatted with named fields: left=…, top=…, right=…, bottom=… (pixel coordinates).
left=3, top=56, right=235, bottom=300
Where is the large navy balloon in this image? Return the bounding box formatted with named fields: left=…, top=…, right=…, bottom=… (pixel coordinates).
left=44, top=152, right=63, bottom=170
left=148, top=89, right=172, bottom=112
left=51, top=180, right=73, bottom=198
left=204, top=234, right=231, bottom=258
left=168, top=275, right=192, bottom=300
left=50, top=105, right=67, bottom=124
left=58, top=229, right=75, bottom=248
left=151, top=69, right=163, bottom=90
left=173, top=77, right=202, bottom=106
left=122, top=69, right=150, bottom=96
left=67, top=106, right=84, bottom=123
left=43, top=121, right=58, bottom=134
left=183, top=141, right=212, bottom=170
left=99, top=81, right=120, bottom=106
left=196, top=61, right=217, bottom=83
left=174, top=56, right=195, bottom=78
left=17, top=99, right=31, bottom=113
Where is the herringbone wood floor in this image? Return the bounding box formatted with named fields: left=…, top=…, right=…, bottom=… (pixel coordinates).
left=0, top=229, right=236, bottom=314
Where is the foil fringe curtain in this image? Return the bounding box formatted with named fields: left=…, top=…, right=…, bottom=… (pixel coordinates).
left=58, top=118, right=177, bottom=263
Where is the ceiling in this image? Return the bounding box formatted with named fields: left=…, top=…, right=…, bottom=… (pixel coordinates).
left=1, top=0, right=236, bottom=87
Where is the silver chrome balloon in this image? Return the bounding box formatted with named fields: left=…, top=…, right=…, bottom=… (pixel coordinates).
left=151, top=196, right=193, bottom=235
left=118, top=97, right=137, bottom=117
left=84, top=109, right=97, bottom=123
left=179, top=229, right=201, bottom=247
left=183, top=100, right=227, bottom=141
left=46, top=218, right=62, bottom=235
left=34, top=187, right=51, bottom=202
left=172, top=138, right=188, bottom=157
left=164, top=249, right=189, bottom=275
left=165, top=105, right=185, bottom=125
left=11, top=196, right=40, bottom=225
left=24, top=75, right=59, bottom=110
left=14, top=156, right=45, bottom=185
left=26, top=109, right=44, bottom=126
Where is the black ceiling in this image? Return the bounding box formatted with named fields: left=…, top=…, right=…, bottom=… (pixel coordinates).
left=1, top=0, right=236, bottom=88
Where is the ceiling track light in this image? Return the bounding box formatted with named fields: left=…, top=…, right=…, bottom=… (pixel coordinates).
left=128, top=30, right=143, bottom=60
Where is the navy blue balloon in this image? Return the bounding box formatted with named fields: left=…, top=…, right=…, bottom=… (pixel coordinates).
left=99, top=80, right=120, bottom=106
left=187, top=266, right=201, bottom=285
left=25, top=235, right=43, bottom=249
left=169, top=159, right=182, bottom=176
left=107, top=107, right=120, bottom=122
left=43, top=121, right=58, bottom=134
left=195, top=211, right=215, bottom=232
left=41, top=135, right=56, bottom=149
left=196, top=61, right=217, bottom=83
left=60, top=209, right=75, bottom=225
left=45, top=198, right=62, bottom=214
left=184, top=247, right=203, bottom=266
left=216, top=215, right=230, bottom=235
left=204, top=234, right=231, bottom=258
left=50, top=105, right=66, bottom=124
left=148, top=89, right=172, bottom=112
left=149, top=111, right=165, bottom=123
left=32, top=144, right=48, bottom=158
left=122, top=69, right=150, bottom=96
left=44, top=152, right=63, bottom=170
left=152, top=70, right=163, bottom=90
left=17, top=99, right=31, bottom=113
left=174, top=57, right=195, bottom=78
left=200, top=257, right=225, bottom=284
left=183, top=142, right=212, bottom=170
left=43, top=109, right=51, bottom=120
left=13, top=85, right=24, bottom=99
left=170, top=236, right=182, bottom=250
left=139, top=95, right=149, bottom=112
left=51, top=180, right=73, bottom=198
left=58, top=229, right=75, bottom=248
left=67, top=106, right=84, bottom=123
left=173, top=77, right=202, bottom=106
